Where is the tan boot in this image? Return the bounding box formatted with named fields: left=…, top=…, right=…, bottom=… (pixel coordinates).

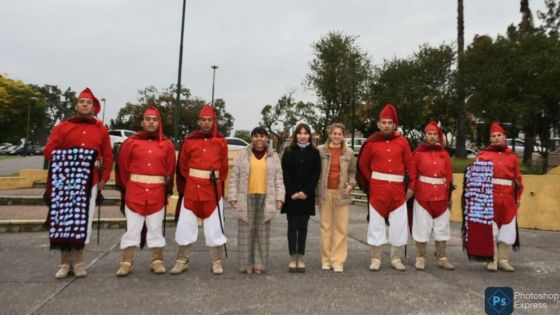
left=415, top=242, right=427, bottom=270
left=497, top=242, right=514, bottom=272
left=435, top=241, right=454, bottom=270
left=297, top=255, right=306, bottom=273
left=170, top=245, right=190, bottom=275
left=151, top=247, right=166, bottom=274
left=390, top=246, right=406, bottom=271
left=55, top=250, right=72, bottom=279
left=288, top=255, right=298, bottom=273
left=369, top=246, right=382, bottom=271
left=486, top=242, right=498, bottom=271
left=116, top=247, right=135, bottom=277
left=211, top=246, right=224, bottom=275
left=72, top=249, right=87, bottom=278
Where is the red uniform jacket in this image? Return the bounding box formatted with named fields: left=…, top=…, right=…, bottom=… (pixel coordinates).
left=117, top=134, right=176, bottom=216
left=179, top=132, right=228, bottom=219
left=44, top=116, right=112, bottom=185
left=476, top=146, right=523, bottom=226
left=412, top=144, right=453, bottom=218
left=358, top=132, right=416, bottom=218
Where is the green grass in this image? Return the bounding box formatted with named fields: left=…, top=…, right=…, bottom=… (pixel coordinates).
left=0, top=156, right=16, bottom=161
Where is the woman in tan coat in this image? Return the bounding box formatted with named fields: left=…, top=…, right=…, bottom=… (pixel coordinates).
left=316, top=123, right=356, bottom=272
left=228, top=127, right=285, bottom=274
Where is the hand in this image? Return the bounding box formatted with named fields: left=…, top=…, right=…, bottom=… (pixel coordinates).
left=276, top=201, right=283, bottom=209
left=291, top=193, right=300, bottom=200
left=405, top=188, right=414, bottom=201
left=229, top=200, right=238, bottom=209
left=299, top=192, right=308, bottom=200
left=516, top=200, right=521, bottom=209
left=341, top=183, right=353, bottom=197
left=448, top=200, right=453, bottom=210
left=98, top=180, right=106, bottom=191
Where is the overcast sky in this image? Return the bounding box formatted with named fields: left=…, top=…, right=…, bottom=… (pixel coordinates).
left=1, top=0, right=547, bottom=132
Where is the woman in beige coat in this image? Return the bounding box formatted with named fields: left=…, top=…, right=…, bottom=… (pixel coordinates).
left=316, top=123, right=356, bottom=272
left=228, top=127, right=285, bottom=274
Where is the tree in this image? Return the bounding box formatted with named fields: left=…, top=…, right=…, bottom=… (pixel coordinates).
left=0, top=75, right=47, bottom=144
left=34, top=85, right=77, bottom=132
left=260, top=93, right=317, bottom=153
left=110, top=85, right=234, bottom=141
left=233, top=130, right=251, bottom=143
left=306, top=32, right=373, bottom=140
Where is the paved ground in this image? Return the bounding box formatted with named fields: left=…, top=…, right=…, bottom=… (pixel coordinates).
left=0, top=203, right=559, bottom=315
left=0, top=156, right=45, bottom=176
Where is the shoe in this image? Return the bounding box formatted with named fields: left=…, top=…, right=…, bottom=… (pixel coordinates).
left=369, top=246, right=382, bottom=271
left=390, top=246, right=406, bottom=272
left=297, top=255, right=306, bottom=273
left=322, top=263, right=331, bottom=271
left=116, top=247, right=135, bottom=277
left=415, top=242, right=427, bottom=270
left=150, top=248, right=166, bottom=274
left=497, top=242, right=514, bottom=272
left=332, top=266, right=344, bottom=273
left=289, top=255, right=298, bottom=273
left=211, top=246, right=224, bottom=275
left=72, top=249, right=87, bottom=278
left=253, top=268, right=263, bottom=275
left=435, top=241, right=454, bottom=270
left=170, top=245, right=190, bottom=275
left=55, top=250, right=72, bottom=279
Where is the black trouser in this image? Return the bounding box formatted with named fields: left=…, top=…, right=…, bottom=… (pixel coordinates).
left=287, top=214, right=310, bottom=255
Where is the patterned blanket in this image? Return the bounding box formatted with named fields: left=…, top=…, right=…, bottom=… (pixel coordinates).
left=462, top=160, right=494, bottom=261
left=48, top=148, right=97, bottom=250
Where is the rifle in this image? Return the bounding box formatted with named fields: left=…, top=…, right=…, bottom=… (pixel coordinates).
left=210, top=170, right=227, bottom=257
left=96, top=159, right=105, bottom=245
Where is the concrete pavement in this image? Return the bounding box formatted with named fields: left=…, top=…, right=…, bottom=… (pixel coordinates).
left=0, top=204, right=559, bottom=315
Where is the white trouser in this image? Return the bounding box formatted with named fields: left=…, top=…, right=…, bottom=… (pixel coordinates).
left=492, top=216, right=517, bottom=245
left=120, top=206, right=166, bottom=249
left=412, top=200, right=451, bottom=242
left=367, top=202, right=408, bottom=246
left=85, top=185, right=97, bottom=245
left=175, top=198, right=227, bottom=247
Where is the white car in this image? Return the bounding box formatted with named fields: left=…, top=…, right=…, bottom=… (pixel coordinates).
left=506, top=138, right=544, bottom=157
left=344, top=137, right=367, bottom=155
left=226, top=137, right=249, bottom=151
left=109, top=129, right=136, bottom=148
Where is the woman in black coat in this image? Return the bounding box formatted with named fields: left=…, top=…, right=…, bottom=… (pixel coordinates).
left=281, top=123, right=321, bottom=272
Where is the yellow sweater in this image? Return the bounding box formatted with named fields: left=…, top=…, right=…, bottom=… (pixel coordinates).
left=248, top=153, right=267, bottom=194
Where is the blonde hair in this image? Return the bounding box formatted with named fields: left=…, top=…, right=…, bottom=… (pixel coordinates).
left=325, top=123, right=346, bottom=148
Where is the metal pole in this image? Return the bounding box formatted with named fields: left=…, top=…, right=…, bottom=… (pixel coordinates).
left=101, top=98, right=106, bottom=124
left=25, top=102, right=31, bottom=155
left=351, top=100, right=355, bottom=152
left=211, top=65, right=218, bottom=105
left=174, top=0, right=187, bottom=148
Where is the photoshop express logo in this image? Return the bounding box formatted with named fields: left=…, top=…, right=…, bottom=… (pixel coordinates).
left=485, top=287, right=514, bottom=315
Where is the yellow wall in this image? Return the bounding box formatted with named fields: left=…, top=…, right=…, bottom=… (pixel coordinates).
left=450, top=174, right=560, bottom=231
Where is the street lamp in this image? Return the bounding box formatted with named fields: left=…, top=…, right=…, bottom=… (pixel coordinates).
left=25, top=97, right=38, bottom=155
left=174, top=0, right=187, bottom=148
left=211, top=65, right=219, bottom=105
left=101, top=98, right=106, bottom=124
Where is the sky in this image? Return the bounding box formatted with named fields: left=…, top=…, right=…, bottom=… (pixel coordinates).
left=0, top=0, right=547, bottom=133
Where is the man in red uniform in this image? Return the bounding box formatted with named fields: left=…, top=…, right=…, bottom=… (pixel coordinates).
left=171, top=105, right=228, bottom=275
left=475, top=122, right=523, bottom=272
left=411, top=121, right=454, bottom=271
left=358, top=104, right=415, bottom=272
left=115, top=106, right=176, bottom=276
left=44, top=87, right=113, bottom=279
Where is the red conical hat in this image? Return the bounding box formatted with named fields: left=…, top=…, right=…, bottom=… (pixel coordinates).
left=143, top=106, right=163, bottom=144
left=490, top=122, right=506, bottom=135
left=199, top=104, right=218, bottom=138
left=424, top=120, right=444, bottom=145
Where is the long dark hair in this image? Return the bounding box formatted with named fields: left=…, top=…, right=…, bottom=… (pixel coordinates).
left=289, top=123, right=314, bottom=149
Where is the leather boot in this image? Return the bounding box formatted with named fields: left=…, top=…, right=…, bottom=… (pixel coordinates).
left=72, top=249, right=87, bottom=278
left=435, top=241, right=454, bottom=270
left=497, top=242, right=514, bottom=272
left=116, top=247, right=135, bottom=277
left=486, top=242, right=498, bottom=271
left=297, top=255, right=306, bottom=273
left=151, top=247, right=166, bottom=274
left=390, top=246, right=406, bottom=271
left=369, top=246, right=382, bottom=271
left=288, top=255, right=298, bottom=273
left=170, top=245, right=190, bottom=275
left=55, top=250, right=72, bottom=279
left=211, top=246, right=224, bottom=275
left=415, top=242, right=427, bottom=270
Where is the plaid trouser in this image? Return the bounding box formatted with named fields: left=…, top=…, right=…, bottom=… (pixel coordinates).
left=237, top=194, right=271, bottom=271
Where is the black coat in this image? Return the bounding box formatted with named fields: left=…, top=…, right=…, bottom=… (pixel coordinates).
left=281, top=144, right=321, bottom=216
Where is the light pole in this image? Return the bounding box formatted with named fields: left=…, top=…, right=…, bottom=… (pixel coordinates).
left=211, top=65, right=218, bottom=105
left=174, top=0, right=187, bottom=148
left=101, top=98, right=106, bottom=124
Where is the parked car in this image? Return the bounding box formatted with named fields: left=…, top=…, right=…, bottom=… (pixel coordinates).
left=344, top=137, right=367, bottom=156
left=32, top=145, right=45, bottom=155
left=506, top=138, right=544, bottom=157
left=7, top=144, right=26, bottom=155
left=109, top=129, right=136, bottom=148
left=226, top=137, right=249, bottom=151
left=0, top=144, right=16, bottom=155
left=0, top=143, right=13, bottom=155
